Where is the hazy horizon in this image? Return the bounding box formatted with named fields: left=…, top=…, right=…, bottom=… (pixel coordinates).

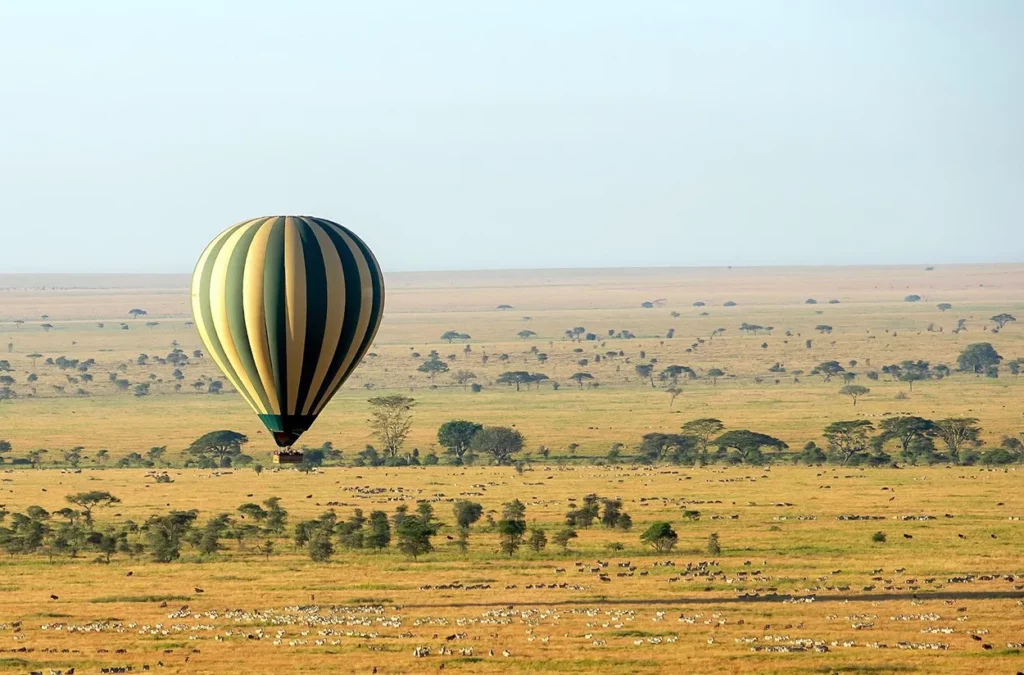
left=2, top=1, right=1022, bottom=273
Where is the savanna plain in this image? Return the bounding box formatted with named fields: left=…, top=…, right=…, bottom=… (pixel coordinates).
left=0, top=265, right=1022, bottom=675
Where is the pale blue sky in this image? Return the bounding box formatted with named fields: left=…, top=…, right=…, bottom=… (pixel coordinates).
left=1, top=1, right=1021, bottom=273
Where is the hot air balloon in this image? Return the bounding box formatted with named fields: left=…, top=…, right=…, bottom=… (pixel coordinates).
left=190, top=216, right=384, bottom=459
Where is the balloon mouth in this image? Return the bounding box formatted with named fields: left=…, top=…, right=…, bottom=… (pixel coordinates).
left=272, top=431, right=303, bottom=448
left=259, top=414, right=317, bottom=448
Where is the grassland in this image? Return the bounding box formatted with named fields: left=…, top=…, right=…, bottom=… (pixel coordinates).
left=0, top=265, right=1022, bottom=674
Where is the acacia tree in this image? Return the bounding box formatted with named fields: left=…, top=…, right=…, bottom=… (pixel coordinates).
left=187, top=430, right=249, bottom=467
left=128, top=308, right=147, bottom=319
left=934, top=418, right=981, bottom=464
left=715, top=430, right=787, bottom=463
left=570, top=372, right=594, bottom=390
left=823, top=420, right=874, bottom=465
left=876, top=416, right=935, bottom=456
left=368, top=396, right=415, bottom=457
left=517, top=330, right=537, bottom=340
left=65, top=491, right=120, bottom=526
left=812, top=360, right=845, bottom=382
left=840, top=384, right=870, bottom=406
left=496, top=371, right=532, bottom=391
left=468, top=426, right=524, bottom=465
left=991, top=313, right=1016, bottom=330
left=634, top=364, right=655, bottom=387
left=707, top=368, right=725, bottom=385
left=417, top=355, right=449, bottom=384
left=681, top=418, right=724, bottom=462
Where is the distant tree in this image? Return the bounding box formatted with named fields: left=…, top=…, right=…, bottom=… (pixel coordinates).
left=812, top=360, right=846, bottom=382
left=897, top=360, right=931, bottom=390
left=706, top=368, right=725, bottom=385
left=723, top=300, right=737, bottom=307
left=417, top=355, right=449, bottom=383
left=840, top=384, right=870, bottom=406
left=937, top=303, right=952, bottom=312
left=368, top=395, right=415, bottom=457
left=569, top=372, right=594, bottom=389
left=991, top=313, right=1016, bottom=330
left=876, top=416, right=935, bottom=458
left=634, top=364, right=655, bottom=387
left=497, top=502, right=527, bottom=558
left=497, top=304, right=513, bottom=310
left=453, top=370, right=477, bottom=389
left=441, top=330, right=471, bottom=343
left=681, top=418, right=724, bottom=462
left=133, top=383, right=150, bottom=397
left=469, top=426, right=524, bottom=465
left=715, top=430, right=788, bottom=463
left=666, top=387, right=682, bottom=409
left=27, top=353, right=42, bottom=367
left=496, top=371, right=532, bottom=391
left=40, top=324, right=54, bottom=332
left=394, top=510, right=437, bottom=560
left=65, top=491, right=120, bottom=527
left=904, top=294, right=921, bottom=302
left=128, top=308, right=148, bottom=318
left=663, top=364, right=696, bottom=385
left=528, top=527, right=548, bottom=552
left=933, top=418, right=982, bottom=464
left=0, top=439, right=11, bottom=462
left=823, top=420, right=874, bottom=465
left=805, top=298, right=817, bottom=304
left=956, top=343, right=1002, bottom=373
left=437, top=420, right=482, bottom=463
left=517, top=330, right=537, bottom=340
left=187, top=430, right=248, bottom=467
left=552, top=527, right=578, bottom=552
left=640, top=522, right=678, bottom=552
left=815, top=325, right=833, bottom=334
left=707, top=532, right=722, bottom=555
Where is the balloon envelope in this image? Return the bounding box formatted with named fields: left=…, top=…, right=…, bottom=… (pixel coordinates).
left=190, top=216, right=385, bottom=447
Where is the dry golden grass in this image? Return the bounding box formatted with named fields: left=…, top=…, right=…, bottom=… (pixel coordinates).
left=0, top=465, right=1022, bottom=674
left=0, top=265, right=1023, bottom=673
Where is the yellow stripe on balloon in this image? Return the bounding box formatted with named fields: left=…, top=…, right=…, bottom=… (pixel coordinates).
left=192, top=221, right=260, bottom=412
left=242, top=218, right=280, bottom=415
left=283, top=217, right=308, bottom=415
left=210, top=221, right=267, bottom=414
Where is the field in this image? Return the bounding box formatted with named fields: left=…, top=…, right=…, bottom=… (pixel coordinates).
left=0, top=265, right=1023, bottom=674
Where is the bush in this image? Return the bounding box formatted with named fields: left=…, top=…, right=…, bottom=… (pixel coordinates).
left=707, top=532, right=721, bottom=555
left=872, top=531, right=887, bottom=543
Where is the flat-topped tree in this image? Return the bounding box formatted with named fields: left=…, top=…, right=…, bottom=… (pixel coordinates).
left=823, top=420, right=874, bottom=465
left=937, top=303, right=952, bottom=312
left=840, top=384, right=870, bottom=406
left=811, top=360, right=844, bottom=382
left=128, top=308, right=147, bottom=318
left=707, top=368, right=725, bottom=385
left=187, top=430, right=249, bottom=467
left=570, top=372, right=594, bottom=389
left=715, top=429, right=787, bottom=464
left=496, top=371, right=532, bottom=391
left=991, top=313, right=1016, bottom=330
left=65, top=490, right=120, bottom=526
left=517, top=329, right=536, bottom=340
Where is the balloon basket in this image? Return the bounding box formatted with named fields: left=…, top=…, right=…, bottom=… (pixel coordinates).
left=273, top=450, right=304, bottom=465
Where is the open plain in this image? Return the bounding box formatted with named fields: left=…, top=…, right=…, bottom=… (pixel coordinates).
left=0, top=265, right=1022, bottom=674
